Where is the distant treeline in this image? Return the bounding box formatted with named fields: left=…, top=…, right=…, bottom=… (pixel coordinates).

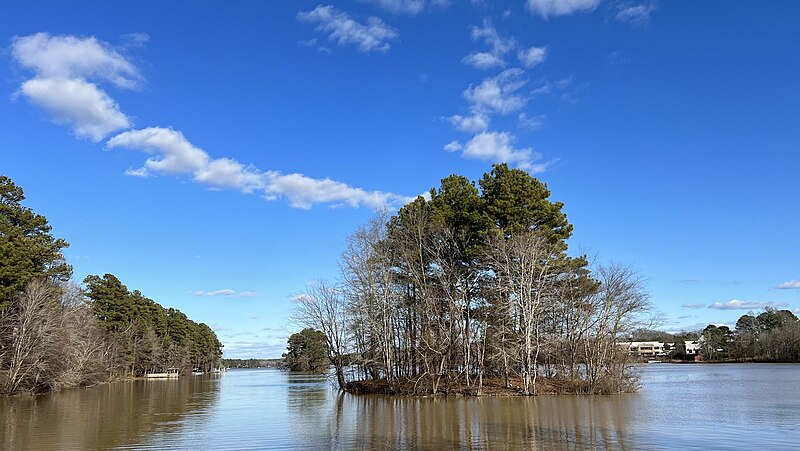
left=223, top=358, right=284, bottom=368
left=631, top=308, right=800, bottom=362
left=0, top=176, right=222, bottom=395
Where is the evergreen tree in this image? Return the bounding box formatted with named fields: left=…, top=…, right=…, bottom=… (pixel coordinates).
left=0, top=176, right=71, bottom=309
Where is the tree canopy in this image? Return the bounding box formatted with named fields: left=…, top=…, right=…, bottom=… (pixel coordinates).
left=0, top=176, right=71, bottom=309
left=283, top=328, right=330, bottom=372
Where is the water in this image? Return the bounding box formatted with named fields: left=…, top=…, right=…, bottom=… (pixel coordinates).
left=2, top=364, right=799, bottom=450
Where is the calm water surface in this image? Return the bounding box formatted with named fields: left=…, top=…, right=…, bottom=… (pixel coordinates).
left=2, top=364, right=799, bottom=450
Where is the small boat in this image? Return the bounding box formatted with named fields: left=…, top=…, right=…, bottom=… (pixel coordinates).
left=145, top=368, right=180, bottom=378
left=647, top=360, right=662, bottom=364
left=192, top=369, right=204, bottom=375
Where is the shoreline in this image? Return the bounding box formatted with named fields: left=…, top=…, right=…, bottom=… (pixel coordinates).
left=345, top=375, right=614, bottom=397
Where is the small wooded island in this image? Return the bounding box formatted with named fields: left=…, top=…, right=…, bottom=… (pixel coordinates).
left=288, top=165, right=648, bottom=396
left=0, top=176, right=223, bottom=396
left=285, top=165, right=800, bottom=397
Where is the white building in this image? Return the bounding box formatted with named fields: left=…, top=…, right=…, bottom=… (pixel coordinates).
left=618, top=341, right=666, bottom=357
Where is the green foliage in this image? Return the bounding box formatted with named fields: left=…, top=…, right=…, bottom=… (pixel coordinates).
left=729, top=309, right=800, bottom=362
left=84, top=273, right=223, bottom=375
left=283, top=328, right=330, bottom=372
left=479, top=163, right=572, bottom=242
left=0, top=176, right=72, bottom=309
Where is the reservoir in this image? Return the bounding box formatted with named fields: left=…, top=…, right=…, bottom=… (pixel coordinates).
left=2, top=364, right=799, bottom=450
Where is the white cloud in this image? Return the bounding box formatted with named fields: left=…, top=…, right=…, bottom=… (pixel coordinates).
left=518, top=46, right=547, bottom=68
left=708, top=299, right=789, bottom=310
left=108, top=127, right=410, bottom=209
left=124, top=167, right=149, bottom=178
left=263, top=171, right=411, bottom=209
left=458, top=131, right=546, bottom=172
left=364, top=0, right=449, bottom=15
left=448, top=112, right=490, bottom=133
left=107, top=127, right=210, bottom=175
left=518, top=112, right=545, bottom=129
left=681, top=303, right=705, bottom=310
left=194, top=289, right=258, bottom=298
left=777, top=280, right=800, bottom=289
left=195, top=158, right=265, bottom=193
left=471, top=21, right=515, bottom=56
left=463, top=21, right=515, bottom=69
left=11, top=33, right=140, bottom=88
left=443, top=141, right=462, bottom=152
left=527, top=0, right=601, bottom=18
left=464, top=69, right=528, bottom=115
left=10, top=33, right=139, bottom=141
left=614, top=2, right=656, bottom=27
left=297, top=5, right=398, bottom=53
left=19, top=77, right=130, bottom=142
left=462, top=52, right=506, bottom=70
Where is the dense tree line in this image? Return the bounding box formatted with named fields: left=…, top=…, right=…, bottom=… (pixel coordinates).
left=0, top=176, right=222, bottom=395
left=84, top=274, right=223, bottom=377
left=223, top=358, right=283, bottom=368
left=700, top=309, right=800, bottom=362
left=292, top=165, right=651, bottom=395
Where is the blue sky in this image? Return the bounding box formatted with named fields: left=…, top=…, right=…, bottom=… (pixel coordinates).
left=1, top=1, right=798, bottom=357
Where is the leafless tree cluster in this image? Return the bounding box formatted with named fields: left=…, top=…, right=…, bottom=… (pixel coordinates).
left=0, top=279, right=114, bottom=395
left=292, top=212, right=651, bottom=395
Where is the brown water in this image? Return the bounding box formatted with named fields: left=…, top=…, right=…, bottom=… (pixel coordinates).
left=2, top=364, right=799, bottom=450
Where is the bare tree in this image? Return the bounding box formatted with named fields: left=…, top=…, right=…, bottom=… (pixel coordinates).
left=486, top=231, right=560, bottom=395
left=0, top=279, right=62, bottom=394
left=582, top=264, right=651, bottom=393
left=291, top=281, right=351, bottom=390
left=340, top=211, right=398, bottom=382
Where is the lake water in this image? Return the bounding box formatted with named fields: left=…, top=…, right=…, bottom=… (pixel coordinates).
left=2, top=364, right=799, bottom=450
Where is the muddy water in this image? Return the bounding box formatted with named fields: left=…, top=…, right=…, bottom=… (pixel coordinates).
left=2, top=364, right=799, bottom=450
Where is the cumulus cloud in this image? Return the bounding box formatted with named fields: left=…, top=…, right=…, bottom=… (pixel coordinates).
left=194, top=289, right=259, bottom=298
left=107, top=127, right=209, bottom=175
left=19, top=77, right=130, bottom=141
left=11, top=33, right=140, bottom=88
left=527, top=0, right=601, bottom=18
left=450, top=131, right=546, bottom=172
left=11, top=33, right=409, bottom=211
left=10, top=33, right=138, bottom=141
left=263, top=171, right=409, bottom=209
left=518, top=46, right=547, bottom=68
left=297, top=5, right=398, bottom=53
left=449, top=68, right=530, bottom=132
left=464, top=68, right=529, bottom=115
left=364, top=0, right=449, bottom=15
left=614, top=2, right=656, bottom=27
left=448, top=112, right=490, bottom=133
left=708, top=299, right=789, bottom=310
left=776, top=280, right=800, bottom=289
left=108, top=127, right=410, bottom=209
left=443, top=141, right=462, bottom=152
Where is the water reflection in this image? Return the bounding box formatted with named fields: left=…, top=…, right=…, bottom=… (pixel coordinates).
left=325, top=393, right=638, bottom=450
left=3, top=365, right=800, bottom=450
left=0, top=376, right=220, bottom=450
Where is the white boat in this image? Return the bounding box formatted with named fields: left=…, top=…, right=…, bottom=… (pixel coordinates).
left=145, top=368, right=180, bottom=378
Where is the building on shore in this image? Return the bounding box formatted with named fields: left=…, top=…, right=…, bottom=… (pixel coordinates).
left=618, top=341, right=667, bottom=357
left=684, top=340, right=701, bottom=355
